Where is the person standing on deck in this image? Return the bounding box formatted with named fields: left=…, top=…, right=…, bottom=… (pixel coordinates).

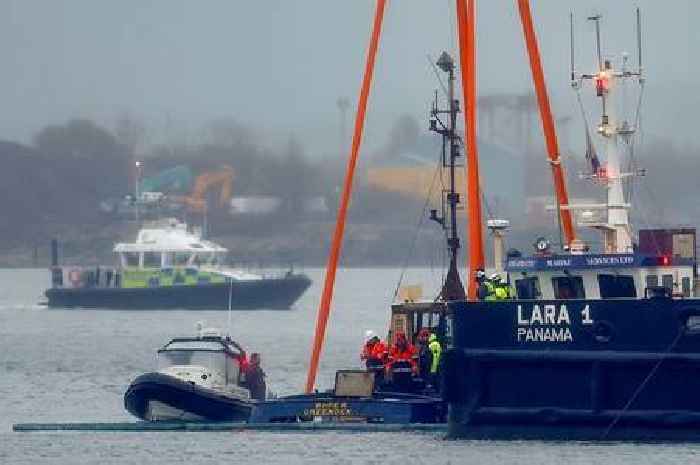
left=428, top=333, right=442, bottom=389
left=245, top=353, right=266, bottom=401
left=387, top=332, right=418, bottom=375
left=476, top=269, right=493, bottom=300
left=361, top=331, right=387, bottom=370
left=416, top=328, right=432, bottom=381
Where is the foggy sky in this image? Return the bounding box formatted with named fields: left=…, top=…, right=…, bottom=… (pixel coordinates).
left=2, top=1, right=698, bottom=155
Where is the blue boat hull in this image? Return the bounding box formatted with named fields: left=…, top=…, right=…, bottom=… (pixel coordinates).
left=443, top=297, right=700, bottom=440
left=250, top=392, right=445, bottom=424
left=46, top=274, right=311, bottom=310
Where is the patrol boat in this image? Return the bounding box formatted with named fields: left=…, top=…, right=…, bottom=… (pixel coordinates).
left=124, top=324, right=264, bottom=422
left=45, top=218, right=311, bottom=309
left=441, top=10, right=700, bottom=440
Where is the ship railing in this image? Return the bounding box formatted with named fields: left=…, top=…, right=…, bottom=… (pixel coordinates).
left=51, top=266, right=121, bottom=289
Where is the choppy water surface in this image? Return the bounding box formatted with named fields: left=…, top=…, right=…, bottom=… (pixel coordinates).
left=1, top=268, right=699, bottom=464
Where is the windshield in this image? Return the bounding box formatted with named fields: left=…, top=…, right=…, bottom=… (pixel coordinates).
left=157, top=349, right=227, bottom=372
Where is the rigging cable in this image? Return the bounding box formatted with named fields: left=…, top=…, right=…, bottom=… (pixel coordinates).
left=391, top=157, right=443, bottom=302
left=602, top=327, right=685, bottom=440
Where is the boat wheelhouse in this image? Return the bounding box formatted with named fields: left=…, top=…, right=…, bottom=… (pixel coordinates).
left=507, top=248, right=696, bottom=302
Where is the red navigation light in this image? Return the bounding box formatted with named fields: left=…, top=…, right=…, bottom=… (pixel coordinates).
left=596, top=166, right=608, bottom=179
left=595, top=73, right=608, bottom=96
left=661, top=256, right=670, bottom=266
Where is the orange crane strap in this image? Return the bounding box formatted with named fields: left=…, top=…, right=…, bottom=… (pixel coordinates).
left=456, top=0, right=485, bottom=299
left=305, top=0, right=387, bottom=394
left=516, top=0, right=576, bottom=246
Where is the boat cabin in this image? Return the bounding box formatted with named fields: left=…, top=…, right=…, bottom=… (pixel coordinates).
left=114, top=218, right=227, bottom=270
left=505, top=252, right=696, bottom=300
left=389, top=301, right=451, bottom=347
left=157, top=333, right=249, bottom=395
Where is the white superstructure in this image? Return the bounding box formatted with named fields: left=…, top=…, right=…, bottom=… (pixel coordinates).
left=113, top=218, right=260, bottom=280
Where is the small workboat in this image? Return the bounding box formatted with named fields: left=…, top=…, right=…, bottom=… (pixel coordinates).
left=124, top=325, right=266, bottom=422
left=250, top=370, right=445, bottom=424
left=46, top=218, right=311, bottom=309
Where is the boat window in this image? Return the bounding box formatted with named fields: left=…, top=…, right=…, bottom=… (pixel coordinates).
left=682, top=277, right=691, bottom=297
left=645, top=274, right=658, bottom=289
left=662, top=274, right=674, bottom=293
left=174, top=252, right=190, bottom=266
left=551, top=276, right=585, bottom=299
left=515, top=277, right=541, bottom=299
left=598, top=274, right=637, bottom=298
left=158, top=350, right=226, bottom=374
left=143, top=252, right=161, bottom=268
left=124, top=252, right=139, bottom=267
left=164, top=340, right=224, bottom=351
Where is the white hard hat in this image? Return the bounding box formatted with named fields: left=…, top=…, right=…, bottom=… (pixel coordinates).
left=476, top=270, right=486, bottom=278
left=365, top=330, right=375, bottom=341
left=490, top=273, right=501, bottom=281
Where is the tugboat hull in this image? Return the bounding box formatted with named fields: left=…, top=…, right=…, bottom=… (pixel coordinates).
left=46, top=274, right=311, bottom=310
left=124, top=372, right=254, bottom=422
left=443, top=298, right=700, bottom=440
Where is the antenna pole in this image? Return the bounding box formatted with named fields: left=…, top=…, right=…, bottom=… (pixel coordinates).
left=591, top=14, right=603, bottom=70
left=570, top=12, right=575, bottom=82
left=305, top=0, right=387, bottom=394
left=636, top=8, right=643, bottom=75
left=227, top=278, right=233, bottom=336
left=430, top=52, right=466, bottom=301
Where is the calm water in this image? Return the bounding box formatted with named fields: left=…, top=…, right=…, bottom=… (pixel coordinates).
left=1, top=268, right=699, bottom=464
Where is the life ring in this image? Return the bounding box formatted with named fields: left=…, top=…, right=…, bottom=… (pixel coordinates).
left=68, top=269, right=82, bottom=287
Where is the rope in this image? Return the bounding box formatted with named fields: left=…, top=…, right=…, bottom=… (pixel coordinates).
left=601, top=327, right=685, bottom=439
left=391, top=159, right=443, bottom=302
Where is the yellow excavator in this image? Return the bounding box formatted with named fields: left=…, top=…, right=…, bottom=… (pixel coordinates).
left=169, top=165, right=234, bottom=213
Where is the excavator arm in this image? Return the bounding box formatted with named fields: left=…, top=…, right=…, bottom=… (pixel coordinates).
left=169, top=165, right=234, bottom=213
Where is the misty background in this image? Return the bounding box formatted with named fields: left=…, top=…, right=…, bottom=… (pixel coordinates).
left=1, top=0, right=698, bottom=269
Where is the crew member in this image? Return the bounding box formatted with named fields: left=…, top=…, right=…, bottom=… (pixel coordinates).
left=475, top=269, right=493, bottom=300
left=416, top=328, right=432, bottom=381
left=387, top=332, right=417, bottom=375
left=490, top=273, right=514, bottom=300
left=361, top=330, right=387, bottom=370
left=428, top=333, right=442, bottom=388
left=245, top=353, right=266, bottom=401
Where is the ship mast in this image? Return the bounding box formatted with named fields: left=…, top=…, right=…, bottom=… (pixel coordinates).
left=572, top=11, right=644, bottom=253
left=430, top=52, right=466, bottom=301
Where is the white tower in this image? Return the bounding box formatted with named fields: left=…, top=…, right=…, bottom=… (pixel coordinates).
left=571, top=12, right=644, bottom=254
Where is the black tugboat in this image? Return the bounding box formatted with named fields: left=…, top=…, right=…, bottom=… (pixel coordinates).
left=440, top=10, right=700, bottom=441
left=125, top=325, right=266, bottom=422
left=46, top=218, right=311, bottom=310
